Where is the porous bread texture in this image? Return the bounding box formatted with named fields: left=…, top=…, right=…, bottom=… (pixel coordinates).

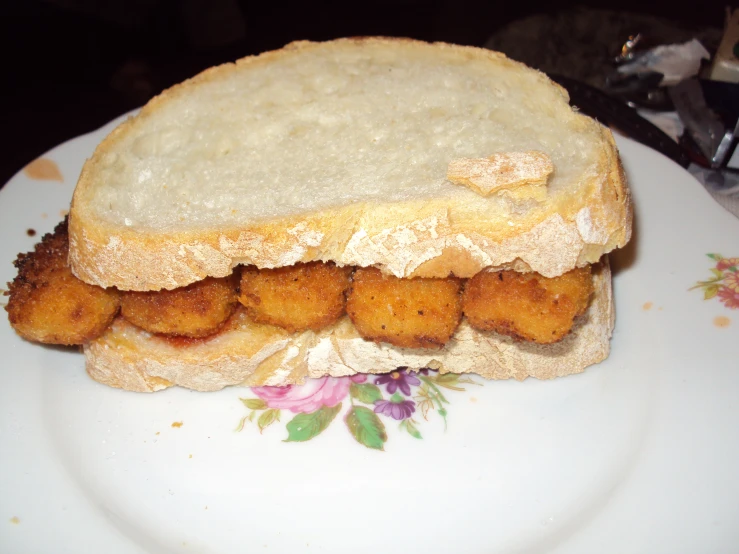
left=69, top=37, right=631, bottom=291
left=84, top=260, right=614, bottom=392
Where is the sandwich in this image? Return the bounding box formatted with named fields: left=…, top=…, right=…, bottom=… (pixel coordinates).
left=4, top=38, right=632, bottom=392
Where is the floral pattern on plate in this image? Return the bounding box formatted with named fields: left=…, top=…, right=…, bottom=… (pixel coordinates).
left=690, top=254, right=739, bottom=309
left=236, top=369, right=479, bottom=450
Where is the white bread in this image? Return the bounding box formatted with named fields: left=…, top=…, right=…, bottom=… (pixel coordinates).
left=84, top=260, right=613, bottom=392
left=447, top=151, right=554, bottom=200
left=69, top=38, right=631, bottom=291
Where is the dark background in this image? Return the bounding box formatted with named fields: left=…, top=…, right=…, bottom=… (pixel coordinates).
left=0, top=0, right=730, bottom=187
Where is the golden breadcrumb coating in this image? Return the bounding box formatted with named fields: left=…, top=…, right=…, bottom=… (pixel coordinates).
left=462, top=266, right=593, bottom=344
left=120, top=276, right=238, bottom=338
left=239, top=262, right=353, bottom=333
left=5, top=218, right=596, bottom=349
left=5, top=219, right=120, bottom=345
left=346, top=267, right=462, bottom=348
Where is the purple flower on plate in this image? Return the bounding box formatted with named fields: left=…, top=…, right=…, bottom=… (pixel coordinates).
left=374, top=368, right=420, bottom=396
left=374, top=398, right=416, bottom=421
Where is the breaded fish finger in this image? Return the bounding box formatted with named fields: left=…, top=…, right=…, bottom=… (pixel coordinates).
left=462, top=266, right=593, bottom=344
left=5, top=219, right=120, bottom=345
left=346, top=267, right=462, bottom=349
left=121, top=276, right=238, bottom=338
left=239, top=262, right=352, bottom=333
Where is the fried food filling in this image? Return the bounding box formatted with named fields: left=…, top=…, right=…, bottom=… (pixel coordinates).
left=5, top=220, right=120, bottom=345
left=120, top=276, right=238, bottom=338
left=462, top=266, right=593, bottom=344
left=346, top=267, right=463, bottom=349
left=5, top=220, right=596, bottom=348
left=239, top=262, right=352, bottom=333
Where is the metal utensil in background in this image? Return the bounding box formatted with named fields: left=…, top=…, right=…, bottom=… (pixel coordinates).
left=669, top=78, right=739, bottom=170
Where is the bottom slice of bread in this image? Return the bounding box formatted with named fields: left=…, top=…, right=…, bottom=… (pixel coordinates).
left=85, top=259, right=614, bottom=392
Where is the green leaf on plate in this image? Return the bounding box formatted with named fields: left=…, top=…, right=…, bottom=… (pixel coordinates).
left=240, top=398, right=267, bottom=410
left=704, top=284, right=719, bottom=300
left=284, top=404, right=342, bottom=442
left=689, top=279, right=720, bottom=290
left=402, top=419, right=422, bottom=439
left=345, top=406, right=387, bottom=450
left=258, top=408, right=280, bottom=433
left=431, top=373, right=466, bottom=391
left=389, top=392, right=404, bottom=403
left=350, top=383, right=383, bottom=404
left=434, top=373, right=459, bottom=383
left=708, top=253, right=723, bottom=261
left=234, top=415, right=249, bottom=432
left=419, top=376, right=449, bottom=404
left=438, top=406, right=448, bottom=431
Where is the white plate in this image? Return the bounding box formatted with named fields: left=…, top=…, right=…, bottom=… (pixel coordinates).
left=1, top=116, right=738, bottom=554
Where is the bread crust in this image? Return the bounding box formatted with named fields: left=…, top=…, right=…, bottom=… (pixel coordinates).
left=69, top=38, right=631, bottom=291
left=84, top=259, right=614, bottom=391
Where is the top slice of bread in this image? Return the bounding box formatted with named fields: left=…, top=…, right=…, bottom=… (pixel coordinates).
left=69, top=38, right=631, bottom=291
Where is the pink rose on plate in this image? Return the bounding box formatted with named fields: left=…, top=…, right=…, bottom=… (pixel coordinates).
left=252, top=375, right=365, bottom=413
